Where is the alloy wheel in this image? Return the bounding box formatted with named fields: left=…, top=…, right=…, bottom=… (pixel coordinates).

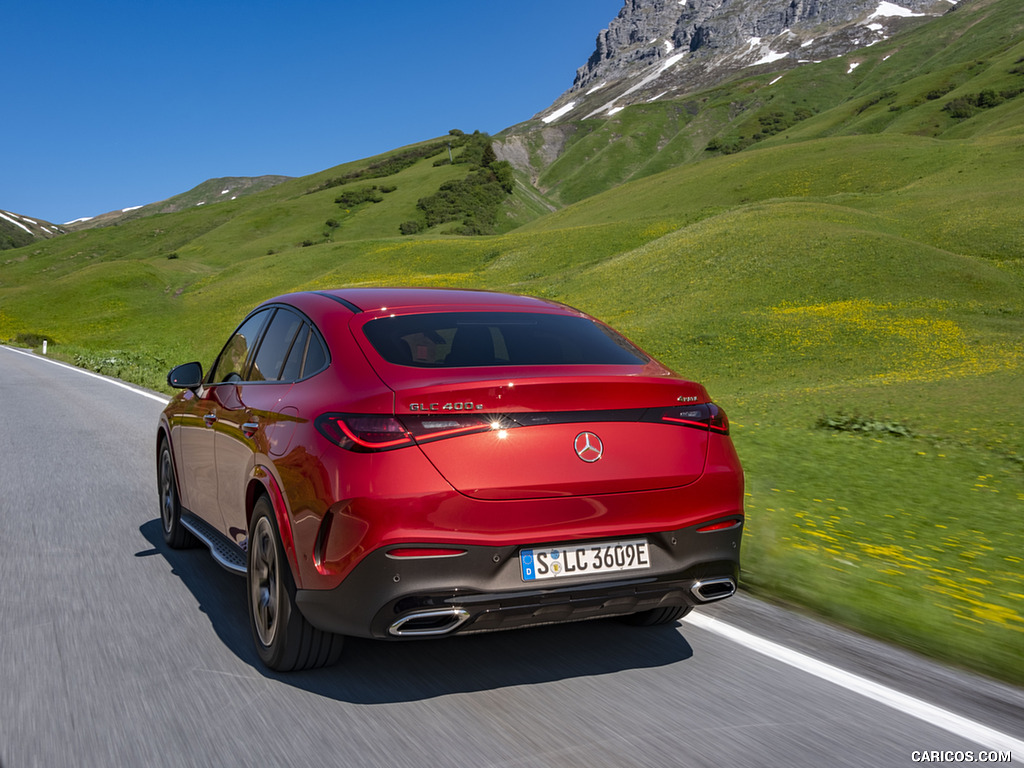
left=159, top=447, right=176, bottom=535
left=250, top=516, right=280, bottom=648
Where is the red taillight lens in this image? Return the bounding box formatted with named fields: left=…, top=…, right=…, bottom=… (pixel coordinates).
left=315, top=413, right=518, bottom=451
left=658, top=403, right=729, bottom=434
left=315, top=414, right=414, bottom=451
left=400, top=413, right=518, bottom=444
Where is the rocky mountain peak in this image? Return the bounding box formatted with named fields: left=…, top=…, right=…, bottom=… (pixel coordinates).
left=541, top=0, right=956, bottom=123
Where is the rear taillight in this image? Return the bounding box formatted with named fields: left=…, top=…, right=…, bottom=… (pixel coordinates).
left=657, top=403, right=730, bottom=434
left=401, top=413, right=518, bottom=444
left=315, top=413, right=519, bottom=452
left=316, top=405, right=728, bottom=452
left=315, top=414, right=414, bottom=451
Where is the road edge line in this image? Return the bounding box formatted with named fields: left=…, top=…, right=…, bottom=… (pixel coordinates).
left=683, top=611, right=1024, bottom=754
left=1, top=346, right=169, bottom=404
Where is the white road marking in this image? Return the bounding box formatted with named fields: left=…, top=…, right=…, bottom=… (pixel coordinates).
left=685, top=612, right=1024, bottom=754
left=1, top=346, right=170, bottom=404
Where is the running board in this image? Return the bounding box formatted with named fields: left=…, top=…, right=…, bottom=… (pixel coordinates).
left=181, top=513, right=247, bottom=576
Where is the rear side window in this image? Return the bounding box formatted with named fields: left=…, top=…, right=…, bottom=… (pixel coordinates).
left=250, top=309, right=304, bottom=381
left=302, top=331, right=328, bottom=376
left=363, top=312, right=648, bottom=368
left=280, top=324, right=329, bottom=380
left=279, top=325, right=309, bottom=382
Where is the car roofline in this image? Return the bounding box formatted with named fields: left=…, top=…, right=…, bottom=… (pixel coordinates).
left=294, top=287, right=575, bottom=315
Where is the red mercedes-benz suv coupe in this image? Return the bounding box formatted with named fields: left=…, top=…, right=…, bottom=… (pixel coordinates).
left=157, top=288, right=744, bottom=671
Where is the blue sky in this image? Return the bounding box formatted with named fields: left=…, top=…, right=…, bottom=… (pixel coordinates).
left=3, top=1, right=624, bottom=225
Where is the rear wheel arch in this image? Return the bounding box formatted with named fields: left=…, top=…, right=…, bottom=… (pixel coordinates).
left=246, top=471, right=301, bottom=590
left=246, top=494, right=344, bottom=670
left=244, top=477, right=266, bottom=535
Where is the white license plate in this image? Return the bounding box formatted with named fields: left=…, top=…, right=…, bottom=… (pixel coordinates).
left=520, top=538, right=650, bottom=581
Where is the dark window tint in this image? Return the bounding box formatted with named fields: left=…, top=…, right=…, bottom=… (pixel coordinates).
left=250, top=309, right=303, bottom=382
left=302, top=331, right=328, bottom=377
left=208, top=310, right=271, bottom=384
left=363, top=312, right=648, bottom=368
left=280, top=325, right=309, bottom=382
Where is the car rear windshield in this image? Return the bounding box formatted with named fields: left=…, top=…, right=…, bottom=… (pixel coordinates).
left=363, top=312, right=649, bottom=368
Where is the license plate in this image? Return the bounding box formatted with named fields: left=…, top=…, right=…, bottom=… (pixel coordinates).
left=520, top=538, right=650, bottom=581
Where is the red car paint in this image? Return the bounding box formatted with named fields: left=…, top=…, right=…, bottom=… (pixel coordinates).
left=158, top=288, right=744, bottom=670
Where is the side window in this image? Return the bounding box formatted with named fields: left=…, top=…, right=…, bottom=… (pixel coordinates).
left=279, top=325, right=309, bottom=382
left=208, top=310, right=271, bottom=384
left=302, top=330, right=328, bottom=378
left=249, top=309, right=303, bottom=382
left=279, top=322, right=328, bottom=381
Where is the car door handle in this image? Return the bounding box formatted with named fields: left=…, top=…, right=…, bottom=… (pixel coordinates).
left=242, top=421, right=259, bottom=437
left=203, top=413, right=218, bottom=426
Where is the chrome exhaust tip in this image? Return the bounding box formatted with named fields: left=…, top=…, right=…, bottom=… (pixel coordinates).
left=690, top=577, right=736, bottom=602
left=388, top=608, right=471, bottom=637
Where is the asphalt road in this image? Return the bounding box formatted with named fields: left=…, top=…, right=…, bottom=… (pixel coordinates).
left=1, top=345, right=1022, bottom=768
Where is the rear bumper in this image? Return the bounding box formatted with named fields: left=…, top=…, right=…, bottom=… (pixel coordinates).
left=295, top=519, right=742, bottom=639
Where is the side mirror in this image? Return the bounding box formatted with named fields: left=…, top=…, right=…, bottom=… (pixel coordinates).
left=167, top=361, right=204, bottom=390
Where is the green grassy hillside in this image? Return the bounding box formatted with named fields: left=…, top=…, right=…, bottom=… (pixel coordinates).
left=1, top=0, right=1022, bottom=682
left=1, top=219, right=35, bottom=251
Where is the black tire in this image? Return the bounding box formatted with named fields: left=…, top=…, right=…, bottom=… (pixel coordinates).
left=619, top=605, right=692, bottom=626
left=158, top=439, right=198, bottom=549
left=247, top=496, right=344, bottom=671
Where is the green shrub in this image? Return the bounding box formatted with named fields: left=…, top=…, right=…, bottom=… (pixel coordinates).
left=705, top=136, right=752, bottom=154
left=411, top=134, right=512, bottom=234
left=14, top=332, right=54, bottom=348
left=944, top=97, right=977, bottom=119
left=926, top=84, right=955, bottom=100
left=452, top=130, right=493, bottom=166
left=334, top=186, right=385, bottom=208
left=944, top=87, right=1021, bottom=119
left=416, top=166, right=509, bottom=234
left=492, top=161, right=514, bottom=194
left=308, top=141, right=449, bottom=193
left=68, top=348, right=168, bottom=391
left=815, top=413, right=914, bottom=438
left=976, top=89, right=1004, bottom=108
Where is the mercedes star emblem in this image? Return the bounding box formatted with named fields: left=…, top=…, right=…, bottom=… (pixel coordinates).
left=574, top=431, right=604, bottom=463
